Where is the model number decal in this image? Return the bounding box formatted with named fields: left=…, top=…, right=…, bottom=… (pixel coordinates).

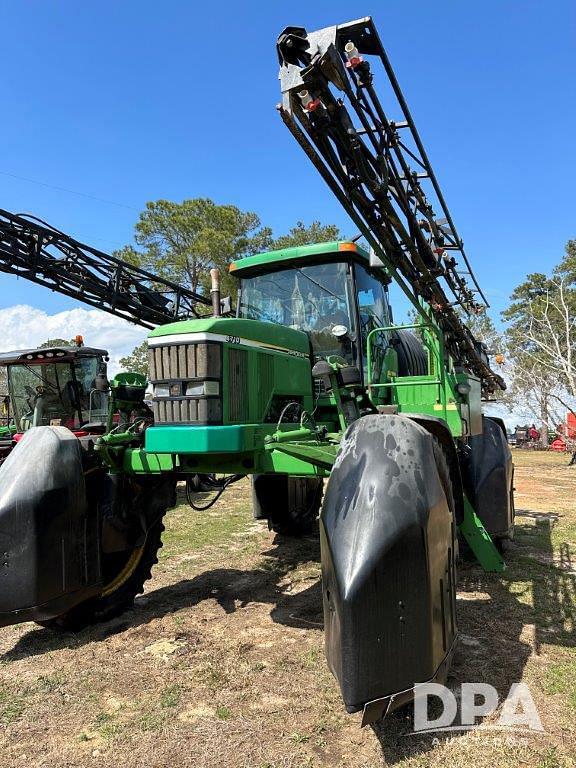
left=226, top=335, right=241, bottom=344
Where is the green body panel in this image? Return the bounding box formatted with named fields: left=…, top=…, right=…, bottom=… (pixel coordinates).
left=126, top=441, right=335, bottom=478
left=229, top=240, right=370, bottom=275
left=222, top=340, right=312, bottom=426
left=264, top=439, right=339, bottom=472
left=124, top=449, right=175, bottom=473
left=145, top=424, right=271, bottom=453
left=391, top=375, right=462, bottom=436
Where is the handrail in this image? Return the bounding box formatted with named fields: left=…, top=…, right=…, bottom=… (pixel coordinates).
left=366, top=322, right=445, bottom=393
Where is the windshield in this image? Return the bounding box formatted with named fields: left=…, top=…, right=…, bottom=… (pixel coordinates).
left=239, top=262, right=355, bottom=362
left=8, top=357, right=108, bottom=431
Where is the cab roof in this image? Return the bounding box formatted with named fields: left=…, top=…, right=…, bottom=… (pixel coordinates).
left=229, top=240, right=370, bottom=276
left=0, top=346, right=108, bottom=366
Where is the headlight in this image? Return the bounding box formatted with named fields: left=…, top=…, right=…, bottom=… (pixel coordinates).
left=185, top=381, right=220, bottom=396
left=154, top=381, right=220, bottom=398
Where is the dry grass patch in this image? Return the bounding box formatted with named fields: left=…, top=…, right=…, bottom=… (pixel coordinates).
left=0, top=456, right=574, bottom=766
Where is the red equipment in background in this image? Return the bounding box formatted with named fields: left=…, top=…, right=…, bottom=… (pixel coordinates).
left=551, top=412, right=576, bottom=452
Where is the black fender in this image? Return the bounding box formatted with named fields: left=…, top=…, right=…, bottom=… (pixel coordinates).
left=405, top=413, right=464, bottom=526
left=0, top=427, right=102, bottom=627
left=321, top=414, right=457, bottom=722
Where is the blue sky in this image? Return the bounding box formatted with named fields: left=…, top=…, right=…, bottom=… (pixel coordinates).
left=1, top=0, right=575, bottom=327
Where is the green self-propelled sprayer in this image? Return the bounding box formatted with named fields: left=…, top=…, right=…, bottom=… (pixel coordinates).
left=0, top=18, right=514, bottom=725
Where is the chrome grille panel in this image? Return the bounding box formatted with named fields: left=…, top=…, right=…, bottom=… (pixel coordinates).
left=149, top=342, right=221, bottom=381
left=153, top=398, right=221, bottom=424
left=148, top=341, right=222, bottom=425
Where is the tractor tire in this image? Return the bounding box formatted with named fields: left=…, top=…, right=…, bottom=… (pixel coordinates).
left=465, top=416, right=515, bottom=542
left=252, top=474, right=323, bottom=537
left=39, top=480, right=173, bottom=631
left=393, top=329, right=428, bottom=376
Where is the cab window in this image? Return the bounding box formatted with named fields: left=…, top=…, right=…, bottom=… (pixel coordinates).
left=239, top=261, right=356, bottom=364
left=354, top=264, right=390, bottom=380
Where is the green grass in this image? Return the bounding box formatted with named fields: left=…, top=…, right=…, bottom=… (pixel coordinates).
left=0, top=686, right=25, bottom=725
left=301, top=648, right=320, bottom=669
left=37, top=672, right=67, bottom=693
left=552, top=520, right=576, bottom=547
left=160, top=499, right=255, bottom=560
left=289, top=732, right=310, bottom=744
left=93, top=711, right=123, bottom=740
left=160, top=684, right=182, bottom=709
left=543, top=660, right=576, bottom=710
left=536, top=747, right=572, bottom=768
left=138, top=711, right=169, bottom=733
left=197, top=661, right=230, bottom=691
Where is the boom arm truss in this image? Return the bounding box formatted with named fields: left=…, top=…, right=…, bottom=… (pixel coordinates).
left=277, top=17, right=505, bottom=393
left=0, top=209, right=212, bottom=329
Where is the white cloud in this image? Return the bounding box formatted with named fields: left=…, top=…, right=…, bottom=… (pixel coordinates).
left=0, top=304, right=148, bottom=375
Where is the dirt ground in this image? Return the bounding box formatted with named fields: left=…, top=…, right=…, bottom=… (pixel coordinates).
left=0, top=451, right=574, bottom=767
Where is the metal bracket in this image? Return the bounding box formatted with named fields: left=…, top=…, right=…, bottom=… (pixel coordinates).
left=459, top=496, right=506, bottom=573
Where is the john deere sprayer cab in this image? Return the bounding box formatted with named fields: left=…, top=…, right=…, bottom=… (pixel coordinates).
left=0, top=17, right=514, bottom=725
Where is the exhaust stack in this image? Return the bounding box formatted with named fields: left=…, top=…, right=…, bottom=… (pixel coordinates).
left=210, top=268, right=221, bottom=317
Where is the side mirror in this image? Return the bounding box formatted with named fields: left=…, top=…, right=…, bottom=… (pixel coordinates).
left=95, top=373, right=109, bottom=392
left=220, top=296, right=232, bottom=315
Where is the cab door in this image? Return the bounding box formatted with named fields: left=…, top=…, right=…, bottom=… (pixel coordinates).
left=353, top=264, right=392, bottom=388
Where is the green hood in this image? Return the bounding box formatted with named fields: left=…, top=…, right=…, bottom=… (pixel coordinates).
left=147, top=317, right=310, bottom=356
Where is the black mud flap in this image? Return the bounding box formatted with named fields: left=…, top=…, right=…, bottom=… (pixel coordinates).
left=0, top=427, right=101, bottom=627
left=464, top=416, right=514, bottom=539
left=321, top=414, right=457, bottom=724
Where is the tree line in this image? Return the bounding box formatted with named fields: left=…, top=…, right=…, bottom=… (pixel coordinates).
left=501, top=240, right=576, bottom=441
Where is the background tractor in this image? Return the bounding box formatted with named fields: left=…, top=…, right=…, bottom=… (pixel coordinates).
left=0, top=342, right=110, bottom=435
left=0, top=17, right=514, bottom=725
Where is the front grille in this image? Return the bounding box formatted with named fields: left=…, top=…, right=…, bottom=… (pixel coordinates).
left=148, top=341, right=222, bottom=425
left=149, top=342, right=221, bottom=380
left=153, top=398, right=222, bottom=424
